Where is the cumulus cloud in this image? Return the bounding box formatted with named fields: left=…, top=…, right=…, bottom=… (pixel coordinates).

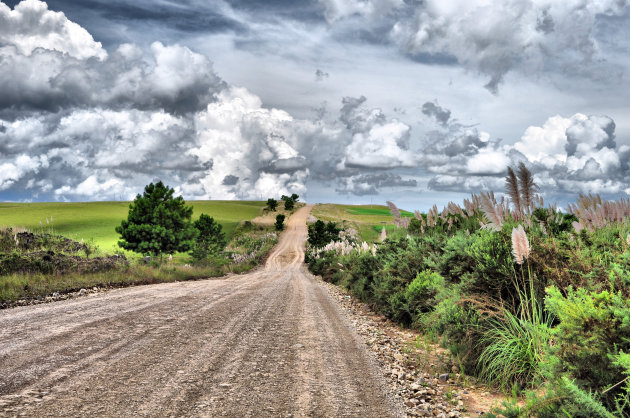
left=0, top=39, right=224, bottom=114
left=423, top=108, right=630, bottom=197
left=0, top=0, right=106, bottom=60
left=189, top=87, right=313, bottom=200
left=337, top=96, right=415, bottom=169
left=0, top=0, right=316, bottom=201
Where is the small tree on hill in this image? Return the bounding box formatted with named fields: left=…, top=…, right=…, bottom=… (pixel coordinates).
left=291, top=193, right=299, bottom=202
left=266, top=198, right=278, bottom=212
left=307, top=220, right=341, bottom=247
left=284, top=198, right=295, bottom=211
left=275, top=214, right=285, bottom=231
left=116, top=181, right=197, bottom=259
left=191, top=214, right=226, bottom=261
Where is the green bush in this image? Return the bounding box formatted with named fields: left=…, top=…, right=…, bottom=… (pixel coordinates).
left=405, top=270, right=444, bottom=323
left=541, top=286, right=630, bottom=413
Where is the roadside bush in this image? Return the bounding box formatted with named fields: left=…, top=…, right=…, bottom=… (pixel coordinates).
left=275, top=214, right=285, bottom=231
left=539, top=286, right=630, bottom=414
left=405, top=270, right=444, bottom=323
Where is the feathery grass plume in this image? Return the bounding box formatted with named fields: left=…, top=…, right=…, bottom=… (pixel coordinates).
left=505, top=166, right=522, bottom=218
left=447, top=201, right=465, bottom=218
left=463, top=197, right=477, bottom=216
left=396, top=217, right=410, bottom=229
left=386, top=201, right=401, bottom=219
left=511, top=225, right=530, bottom=265
left=380, top=226, right=387, bottom=241
left=627, top=233, right=630, bottom=246
left=480, top=191, right=504, bottom=231
left=414, top=210, right=422, bottom=220
left=440, top=206, right=448, bottom=220
left=516, top=162, right=538, bottom=214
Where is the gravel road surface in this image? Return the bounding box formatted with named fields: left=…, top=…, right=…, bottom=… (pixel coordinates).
left=0, top=206, right=403, bottom=417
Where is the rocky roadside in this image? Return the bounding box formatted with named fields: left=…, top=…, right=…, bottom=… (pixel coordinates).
left=0, top=286, right=107, bottom=309
left=318, top=277, right=504, bottom=417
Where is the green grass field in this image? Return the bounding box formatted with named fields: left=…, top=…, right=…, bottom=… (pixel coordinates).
left=0, top=201, right=265, bottom=253
left=311, top=204, right=409, bottom=241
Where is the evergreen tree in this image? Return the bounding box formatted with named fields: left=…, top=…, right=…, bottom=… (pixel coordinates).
left=191, top=214, right=226, bottom=261
left=116, top=181, right=197, bottom=258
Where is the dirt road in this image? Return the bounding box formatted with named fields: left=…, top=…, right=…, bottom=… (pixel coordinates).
left=0, top=206, right=403, bottom=417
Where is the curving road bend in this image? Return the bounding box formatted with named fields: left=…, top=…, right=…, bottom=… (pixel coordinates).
left=0, top=206, right=403, bottom=417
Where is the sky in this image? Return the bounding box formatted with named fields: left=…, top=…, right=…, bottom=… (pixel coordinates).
left=0, top=0, right=629, bottom=210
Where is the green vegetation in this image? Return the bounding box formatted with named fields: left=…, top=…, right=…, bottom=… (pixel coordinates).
left=190, top=214, right=226, bottom=262
left=307, top=220, right=342, bottom=248
left=281, top=194, right=299, bottom=211
left=306, top=165, right=630, bottom=416
left=0, top=200, right=265, bottom=252
left=0, top=191, right=275, bottom=303
left=312, top=204, right=408, bottom=241
left=266, top=198, right=278, bottom=211
left=275, top=214, right=285, bottom=231
left=0, top=219, right=277, bottom=303
left=116, top=182, right=198, bottom=258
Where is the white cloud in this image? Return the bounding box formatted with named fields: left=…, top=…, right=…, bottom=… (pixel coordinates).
left=0, top=154, right=48, bottom=190
left=515, top=115, right=571, bottom=168
left=341, top=121, right=414, bottom=169
left=190, top=87, right=312, bottom=199
left=466, top=147, right=511, bottom=175
left=0, top=0, right=106, bottom=60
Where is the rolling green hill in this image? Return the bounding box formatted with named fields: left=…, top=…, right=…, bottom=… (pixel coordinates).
left=0, top=201, right=265, bottom=253
left=311, top=203, right=409, bottom=241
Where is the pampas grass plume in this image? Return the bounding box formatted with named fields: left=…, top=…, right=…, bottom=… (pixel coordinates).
left=511, top=225, right=530, bottom=265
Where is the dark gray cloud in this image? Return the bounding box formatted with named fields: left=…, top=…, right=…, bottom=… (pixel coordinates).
left=0, top=41, right=224, bottom=116
left=422, top=101, right=451, bottom=126
left=315, top=69, right=329, bottom=81
left=222, top=175, right=239, bottom=186
left=320, top=0, right=628, bottom=92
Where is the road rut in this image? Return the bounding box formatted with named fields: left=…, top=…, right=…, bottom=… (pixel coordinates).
left=0, top=206, right=403, bottom=417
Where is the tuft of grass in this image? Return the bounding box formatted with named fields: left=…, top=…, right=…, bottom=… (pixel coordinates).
left=477, top=297, right=552, bottom=391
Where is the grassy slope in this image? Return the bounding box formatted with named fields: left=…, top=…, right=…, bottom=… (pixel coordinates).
left=0, top=201, right=265, bottom=253
left=311, top=204, right=412, bottom=241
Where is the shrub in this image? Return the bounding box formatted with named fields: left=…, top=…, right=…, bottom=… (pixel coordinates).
left=404, top=270, right=444, bottom=323
left=275, top=214, right=285, bottom=231
left=191, top=214, right=226, bottom=262
left=266, top=198, right=278, bottom=211
left=541, top=286, right=630, bottom=413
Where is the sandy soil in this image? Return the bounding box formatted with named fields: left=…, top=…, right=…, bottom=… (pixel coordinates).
left=0, top=206, right=404, bottom=417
